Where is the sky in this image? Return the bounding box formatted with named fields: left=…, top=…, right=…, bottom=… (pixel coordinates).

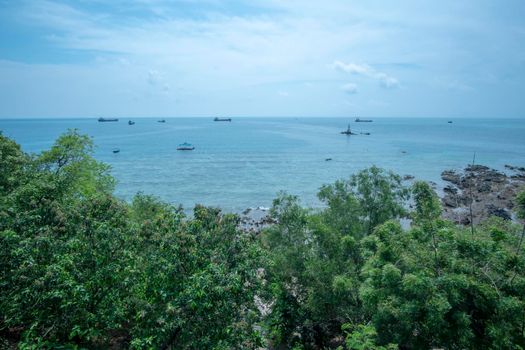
left=0, top=0, right=524, bottom=118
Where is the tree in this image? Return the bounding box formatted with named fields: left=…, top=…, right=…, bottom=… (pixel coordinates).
left=37, top=129, right=114, bottom=197
left=359, top=185, right=525, bottom=349
left=515, top=190, right=525, bottom=255
left=350, top=166, right=408, bottom=234
left=1, top=132, right=267, bottom=349
left=0, top=132, right=28, bottom=195
left=263, top=168, right=409, bottom=349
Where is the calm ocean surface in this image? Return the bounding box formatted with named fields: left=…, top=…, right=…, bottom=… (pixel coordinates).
left=1, top=117, right=524, bottom=212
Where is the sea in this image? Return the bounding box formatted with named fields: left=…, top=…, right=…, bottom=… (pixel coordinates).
left=1, top=117, right=524, bottom=213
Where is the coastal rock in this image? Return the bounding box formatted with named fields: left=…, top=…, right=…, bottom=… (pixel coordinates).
left=441, top=170, right=461, bottom=185
left=466, top=164, right=489, bottom=172
left=460, top=215, right=471, bottom=226
left=440, top=164, right=525, bottom=225
left=505, top=164, right=525, bottom=172
left=443, top=196, right=459, bottom=208
left=486, top=204, right=512, bottom=221
left=238, top=206, right=275, bottom=233
left=478, top=183, right=491, bottom=193
left=443, top=185, right=458, bottom=195
left=403, top=175, right=415, bottom=181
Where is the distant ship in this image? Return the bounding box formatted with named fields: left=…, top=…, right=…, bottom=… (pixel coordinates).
left=113, top=148, right=120, bottom=153
left=177, top=142, right=195, bottom=151
left=158, top=119, right=166, bottom=123
left=214, top=117, right=232, bottom=122
left=341, top=124, right=357, bottom=135
left=98, top=117, right=119, bottom=122
left=128, top=120, right=135, bottom=125
left=355, top=117, right=373, bottom=122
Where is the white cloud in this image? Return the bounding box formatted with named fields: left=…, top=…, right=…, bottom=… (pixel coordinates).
left=332, top=60, right=399, bottom=89
left=341, top=83, right=358, bottom=94
left=3, top=0, right=523, bottom=117
left=333, top=62, right=372, bottom=75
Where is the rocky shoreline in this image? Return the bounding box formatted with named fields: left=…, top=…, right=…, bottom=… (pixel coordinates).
left=239, top=206, right=277, bottom=233
left=440, top=164, right=525, bottom=225
left=239, top=164, right=525, bottom=233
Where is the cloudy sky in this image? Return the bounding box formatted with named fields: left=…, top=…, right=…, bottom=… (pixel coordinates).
left=0, top=0, right=524, bottom=118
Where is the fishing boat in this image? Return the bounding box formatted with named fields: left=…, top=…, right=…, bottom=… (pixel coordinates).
left=158, top=119, right=166, bottom=123
left=98, top=117, right=119, bottom=122
left=113, top=148, right=120, bottom=153
left=177, top=142, right=195, bottom=151
left=128, top=120, right=135, bottom=125
left=360, top=132, right=371, bottom=135
left=448, top=121, right=453, bottom=123
left=214, top=117, right=232, bottom=122
left=341, top=124, right=357, bottom=135
left=355, top=117, right=373, bottom=122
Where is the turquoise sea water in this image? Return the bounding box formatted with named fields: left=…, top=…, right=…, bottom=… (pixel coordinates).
left=1, top=117, right=524, bottom=212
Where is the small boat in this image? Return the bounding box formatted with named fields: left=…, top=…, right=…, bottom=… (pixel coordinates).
left=325, top=158, right=332, bottom=161
left=113, top=149, right=120, bottom=153
left=128, top=120, right=135, bottom=125
left=158, top=119, right=166, bottom=123
left=447, top=121, right=453, bottom=124
left=355, top=117, right=373, bottom=122
left=214, top=117, right=232, bottom=122
left=177, top=142, right=195, bottom=151
left=360, top=132, right=371, bottom=135
left=341, top=124, right=357, bottom=135
left=98, top=117, right=119, bottom=122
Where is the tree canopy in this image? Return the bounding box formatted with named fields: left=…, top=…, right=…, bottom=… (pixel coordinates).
left=1, top=131, right=524, bottom=349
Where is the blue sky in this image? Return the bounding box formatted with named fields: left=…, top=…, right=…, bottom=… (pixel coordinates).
left=0, top=0, right=524, bottom=118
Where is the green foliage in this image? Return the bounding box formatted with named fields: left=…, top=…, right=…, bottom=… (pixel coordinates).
left=359, top=195, right=525, bottom=348
left=265, top=178, right=525, bottom=349
left=0, top=132, right=265, bottom=349
left=0, top=132, right=28, bottom=194
left=263, top=167, right=409, bottom=349
left=37, top=129, right=115, bottom=197
left=2, top=131, right=525, bottom=349
left=317, top=179, right=363, bottom=236
left=342, top=324, right=397, bottom=350
left=347, top=166, right=409, bottom=234
left=516, top=190, right=525, bottom=221
left=412, top=181, right=441, bottom=224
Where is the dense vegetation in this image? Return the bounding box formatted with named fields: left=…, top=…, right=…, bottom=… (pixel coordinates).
left=1, top=130, right=524, bottom=349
